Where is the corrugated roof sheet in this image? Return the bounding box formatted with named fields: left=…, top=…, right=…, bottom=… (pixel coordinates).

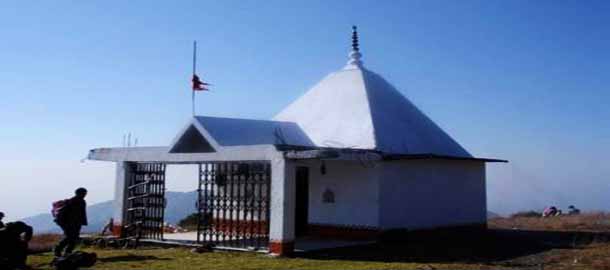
left=194, top=116, right=314, bottom=147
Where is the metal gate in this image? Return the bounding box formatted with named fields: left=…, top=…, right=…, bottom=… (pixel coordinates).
left=197, top=162, right=271, bottom=250
left=125, top=163, right=166, bottom=240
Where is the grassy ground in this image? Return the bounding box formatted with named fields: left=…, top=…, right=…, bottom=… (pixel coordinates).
left=28, top=234, right=61, bottom=254
left=22, top=213, right=610, bottom=270
left=27, top=248, right=497, bottom=270
left=489, top=212, right=610, bottom=232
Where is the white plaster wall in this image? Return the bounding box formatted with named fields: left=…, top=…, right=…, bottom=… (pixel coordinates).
left=379, top=160, right=486, bottom=230
left=113, top=161, right=131, bottom=225
left=300, top=160, right=380, bottom=228
left=269, top=157, right=296, bottom=242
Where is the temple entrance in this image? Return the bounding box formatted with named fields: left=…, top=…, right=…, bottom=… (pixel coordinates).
left=295, top=166, right=309, bottom=237
left=196, top=161, right=271, bottom=250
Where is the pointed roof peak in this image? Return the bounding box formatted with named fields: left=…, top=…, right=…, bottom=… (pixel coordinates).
left=274, top=65, right=472, bottom=157
left=345, top=25, right=363, bottom=70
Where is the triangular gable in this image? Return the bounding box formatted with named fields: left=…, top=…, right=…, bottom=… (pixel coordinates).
left=169, top=116, right=314, bottom=153
left=169, top=119, right=220, bottom=153
left=194, top=116, right=314, bottom=147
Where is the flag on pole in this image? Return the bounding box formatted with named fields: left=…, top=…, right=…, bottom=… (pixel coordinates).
left=192, top=74, right=209, bottom=91
left=191, top=40, right=212, bottom=116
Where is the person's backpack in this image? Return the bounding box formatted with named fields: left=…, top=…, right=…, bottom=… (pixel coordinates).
left=53, top=251, right=97, bottom=270
left=51, top=199, right=70, bottom=222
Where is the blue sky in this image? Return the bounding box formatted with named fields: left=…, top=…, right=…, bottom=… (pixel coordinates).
left=1, top=1, right=609, bottom=220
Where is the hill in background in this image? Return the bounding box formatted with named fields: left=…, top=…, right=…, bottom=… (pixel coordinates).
left=22, top=190, right=502, bottom=234
left=21, top=191, right=197, bottom=234
left=487, top=211, right=501, bottom=219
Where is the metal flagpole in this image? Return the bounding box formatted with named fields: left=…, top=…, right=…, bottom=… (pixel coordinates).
left=192, top=40, right=197, bottom=116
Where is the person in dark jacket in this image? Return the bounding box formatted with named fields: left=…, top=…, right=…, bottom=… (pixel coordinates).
left=54, top=187, right=88, bottom=258
left=0, top=221, right=33, bottom=269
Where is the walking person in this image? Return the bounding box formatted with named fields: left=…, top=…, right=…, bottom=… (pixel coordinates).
left=53, top=188, right=88, bottom=258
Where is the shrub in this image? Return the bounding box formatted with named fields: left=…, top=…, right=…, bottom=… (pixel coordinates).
left=178, top=213, right=199, bottom=230
left=510, top=211, right=541, bottom=218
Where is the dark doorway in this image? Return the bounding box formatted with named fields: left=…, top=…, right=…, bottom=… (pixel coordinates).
left=295, top=166, right=309, bottom=236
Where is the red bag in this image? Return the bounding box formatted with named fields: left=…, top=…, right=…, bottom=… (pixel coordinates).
left=52, top=199, right=70, bottom=220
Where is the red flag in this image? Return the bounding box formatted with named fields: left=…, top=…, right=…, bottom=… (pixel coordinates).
left=192, top=74, right=209, bottom=91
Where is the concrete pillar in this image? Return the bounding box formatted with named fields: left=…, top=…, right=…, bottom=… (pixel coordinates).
left=112, top=161, right=132, bottom=236
left=268, top=158, right=296, bottom=256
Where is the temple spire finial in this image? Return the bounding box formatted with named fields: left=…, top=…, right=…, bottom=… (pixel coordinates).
left=352, top=25, right=359, bottom=52
left=345, top=25, right=363, bottom=69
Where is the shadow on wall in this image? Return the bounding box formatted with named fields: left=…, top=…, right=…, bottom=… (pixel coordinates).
left=296, top=229, right=610, bottom=265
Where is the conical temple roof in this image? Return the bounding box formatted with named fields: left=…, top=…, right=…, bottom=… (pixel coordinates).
left=274, top=27, right=471, bottom=157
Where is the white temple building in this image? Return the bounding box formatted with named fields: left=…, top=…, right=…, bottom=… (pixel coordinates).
left=88, top=26, right=505, bottom=256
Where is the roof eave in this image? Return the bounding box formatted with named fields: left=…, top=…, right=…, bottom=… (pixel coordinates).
left=382, top=153, right=508, bottom=163
left=277, top=145, right=506, bottom=163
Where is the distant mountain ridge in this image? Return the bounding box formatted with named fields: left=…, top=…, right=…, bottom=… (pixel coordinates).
left=487, top=211, right=501, bottom=219
left=21, top=191, right=198, bottom=234
left=21, top=191, right=502, bottom=234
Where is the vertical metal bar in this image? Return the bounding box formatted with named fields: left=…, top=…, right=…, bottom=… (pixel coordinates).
left=209, top=163, right=213, bottom=243
left=147, top=166, right=151, bottom=240
left=223, top=163, right=228, bottom=245
left=212, top=163, right=218, bottom=243
left=154, top=164, right=158, bottom=239
left=161, top=164, right=166, bottom=240
left=204, top=163, right=210, bottom=242
left=149, top=164, right=153, bottom=239
left=203, top=164, right=207, bottom=243
left=218, top=163, right=223, bottom=242
left=228, top=163, right=235, bottom=247
left=197, top=163, right=202, bottom=243
left=157, top=165, right=159, bottom=239
left=235, top=162, right=242, bottom=249
left=249, top=168, right=256, bottom=248
left=151, top=167, right=153, bottom=239
left=146, top=165, right=150, bottom=240
left=266, top=162, right=271, bottom=246
left=228, top=163, right=232, bottom=245
left=256, top=164, right=263, bottom=249
left=150, top=164, right=153, bottom=240
left=217, top=163, right=223, bottom=243
left=146, top=164, right=150, bottom=239
left=242, top=165, right=249, bottom=248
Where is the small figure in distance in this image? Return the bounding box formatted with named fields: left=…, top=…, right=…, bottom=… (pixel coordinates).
left=568, top=205, right=581, bottom=215
left=555, top=208, right=563, bottom=216
left=101, top=218, right=114, bottom=237
left=542, top=206, right=558, bottom=218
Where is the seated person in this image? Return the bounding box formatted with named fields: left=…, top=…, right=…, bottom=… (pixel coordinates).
left=0, top=221, right=33, bottom=270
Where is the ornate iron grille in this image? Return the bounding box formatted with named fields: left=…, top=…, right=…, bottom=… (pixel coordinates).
left=197, top=162, right=271, bottom=250
left=125, top=163, right=166, bottom=241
